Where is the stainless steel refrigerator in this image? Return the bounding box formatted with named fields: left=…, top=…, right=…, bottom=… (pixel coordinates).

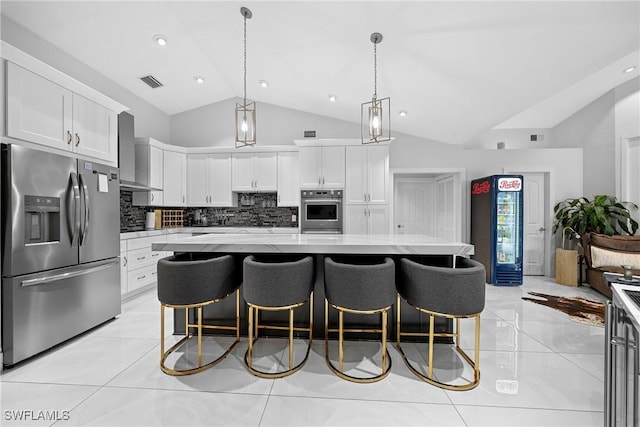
left=1, top=144, right=121, bottom=366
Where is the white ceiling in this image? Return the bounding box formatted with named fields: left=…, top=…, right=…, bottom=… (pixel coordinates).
left=1, top=1, right=638, bottom=146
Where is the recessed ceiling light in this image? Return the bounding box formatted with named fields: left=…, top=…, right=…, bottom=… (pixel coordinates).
left=328, top=94, right=337, bottom=102
left=259, top=80, right=269, bottom=88
left=623, top=66, right=636, bottom=73
left=153, top=34, right=167, bottom=46
left=399, top=111, right=408, bottom=117
left=194, top=76, right=205, bottom=84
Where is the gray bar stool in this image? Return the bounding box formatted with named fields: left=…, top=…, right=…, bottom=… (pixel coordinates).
left=324, top=256, right=396, bottom=383
left=397, top=256, right=486, bottom=390
left=242, top=254, right=314, bottom=378
left=157, top=253, right=240, bottom=376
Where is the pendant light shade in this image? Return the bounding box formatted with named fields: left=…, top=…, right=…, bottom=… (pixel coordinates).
left=361, top=32, right=391, bottom=144
left=235, top=6, right=256, bottom=148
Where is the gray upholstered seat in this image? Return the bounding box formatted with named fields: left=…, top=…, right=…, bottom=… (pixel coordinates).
left=324, top=256, right=396, bottom=311
left=157, top=253, right=241, bottom=376
left=398, top=256, right=486, bottom=315
left=243, top=255, right=314, bottom=307
left=157, top=253, right=238, bottom=306
left=396, top=256, right=486, bottom=390
left=323, top=256, right=395, bottom=383
left=242, top=254, right=315, bottom=378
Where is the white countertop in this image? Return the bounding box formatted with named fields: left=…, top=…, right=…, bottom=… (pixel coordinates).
left=151, top=233, right=474, bottom=257
left=120, top=227, right=299, bottom=240
left=612, top=283, right=640, bottom=331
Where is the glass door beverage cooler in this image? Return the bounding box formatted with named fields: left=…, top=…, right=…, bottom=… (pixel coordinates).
left=471, top=175, right=524, bottom=285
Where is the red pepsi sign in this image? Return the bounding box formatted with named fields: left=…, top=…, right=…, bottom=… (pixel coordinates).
left=497, top=177, right=522, bottom=191
left=472, top=180, right=490, bottom=195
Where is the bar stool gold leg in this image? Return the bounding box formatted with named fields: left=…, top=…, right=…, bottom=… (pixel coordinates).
left=197, top=306, right=202, bottom=367
left=243, top=294, right=314, bottom=379
left=382, top=310, right=388, bottom=375
left=289, top=308, right=294, bottom=370
left=248, top=305, right=254, bottom=368
left=428, top=314, right=435, bottom=379
left=160, top=295, right=240, bottom=376
left=160, top=304, right=165, bottom=360
left=338, top=310, right=344, bottom=373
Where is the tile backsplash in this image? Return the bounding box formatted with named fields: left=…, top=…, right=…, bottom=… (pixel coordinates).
left=120, top=191, right=298, bottom=231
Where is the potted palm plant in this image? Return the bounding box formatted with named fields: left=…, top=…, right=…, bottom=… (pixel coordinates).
left=553, top=195, right=638, bottom=238
left=553, top=195, right=638, bottom=288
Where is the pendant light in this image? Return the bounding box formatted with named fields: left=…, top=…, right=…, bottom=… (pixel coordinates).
left=361, top=32, right=391, bottom=144
left=235, top=6, right=256, bottom=147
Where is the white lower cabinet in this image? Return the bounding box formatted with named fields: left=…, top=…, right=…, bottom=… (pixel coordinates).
left=345, top=204, right=389, bottom=234
left=120, top=234, right=177, bottom=297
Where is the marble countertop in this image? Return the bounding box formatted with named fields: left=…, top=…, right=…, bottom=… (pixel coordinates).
left=612, top=283, right=640, bottom=331
left=151, top=233, right=474, bottom=257
left=120, top=227, right=299, bottom=240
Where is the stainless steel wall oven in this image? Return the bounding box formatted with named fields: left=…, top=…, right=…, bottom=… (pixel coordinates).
left=300, top=189, right=343, bottom=234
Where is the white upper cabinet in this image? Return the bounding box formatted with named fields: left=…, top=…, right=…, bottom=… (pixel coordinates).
left=345, top=145, right=389, bottom=204
left=6, top=62, right=72, bottom=150
left=187, top=153, right=232, bottom=206
left=132, top=142, right=163, bottom=206
left=6, top=61, right=119, bottom=165
left=232, top=152, right=277, bottom=192
left=163, top=150, right=187, bottom=206
left=71, top=93, right=118, bottom=164
left=277, top=151, right=299, bottom=207
left=299, top=146, right=345, bottom=188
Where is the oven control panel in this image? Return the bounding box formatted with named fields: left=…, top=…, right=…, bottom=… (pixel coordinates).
left=301, top=189, right=343, bottom=199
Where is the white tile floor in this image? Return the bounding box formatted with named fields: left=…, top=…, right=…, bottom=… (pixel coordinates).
left=0, top=276, right=606, bottom=426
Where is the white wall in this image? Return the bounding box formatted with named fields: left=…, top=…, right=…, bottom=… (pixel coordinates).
left=553, top=90, right=616, bottom=197
left=0, top=16, right=171, bottom=142
left=466, top=127, right=555, bottom=150
left=171, top=97, right=366, bottom=147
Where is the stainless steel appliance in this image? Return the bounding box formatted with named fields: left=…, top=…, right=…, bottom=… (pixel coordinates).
left=1, top=144, right=121, bottom=366
left=605, top=287, right=639, bottom=426
left=300, top=189, right=343, bottom=234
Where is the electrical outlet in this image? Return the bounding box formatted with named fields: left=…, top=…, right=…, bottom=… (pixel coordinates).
left=292, top=214, right=297, bottom=222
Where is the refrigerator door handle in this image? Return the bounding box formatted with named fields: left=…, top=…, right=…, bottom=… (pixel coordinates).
left=20, top=259, right=119, bottom=287
left=79, top=173, right=90, bottom=246
left=69, top=172, right=81, bottom=247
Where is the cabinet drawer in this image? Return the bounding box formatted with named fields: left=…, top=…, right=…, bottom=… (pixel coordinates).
left=127, top=235, right=166, bottom=251
left=127, top=247, right=153, bottom=270
left=127, top=264, right=157, bottom=292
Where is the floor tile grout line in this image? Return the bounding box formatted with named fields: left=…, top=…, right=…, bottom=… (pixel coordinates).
left=555, top=351, right=605, bottom=382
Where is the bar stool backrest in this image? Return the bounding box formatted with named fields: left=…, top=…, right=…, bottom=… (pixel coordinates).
left=243, top=255, right=314, bottom=307
left=399, top=257, right=486, bottom=315
left=324, top=256, right=396, bottom=311
left=157, top=254, right=237, bottom=306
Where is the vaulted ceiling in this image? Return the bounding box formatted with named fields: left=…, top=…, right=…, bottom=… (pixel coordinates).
left=2, top=1, right=638, bottom=146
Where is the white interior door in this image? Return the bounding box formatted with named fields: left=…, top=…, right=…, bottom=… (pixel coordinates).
left=394, top=178, right=432, bottom=235
left=436, top=175, right=455, bottom=241
left=620, top=136, right=640, bottom=231
left=523, top=173, right=545, bottom=275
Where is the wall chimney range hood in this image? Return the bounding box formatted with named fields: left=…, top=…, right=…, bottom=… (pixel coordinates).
left=118, top=112, right=161, bottom=192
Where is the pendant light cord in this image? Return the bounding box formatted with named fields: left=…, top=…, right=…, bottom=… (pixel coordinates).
left=243, top=12, right=247, bottom=106
left=373, top=41, right=377, bottom=99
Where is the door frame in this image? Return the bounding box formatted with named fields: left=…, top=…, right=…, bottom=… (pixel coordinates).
left=505, top=168, right=554, bottom=277
left=390, top=168, right=466, bottom=242
left=616, top=136, right=640, bottom=230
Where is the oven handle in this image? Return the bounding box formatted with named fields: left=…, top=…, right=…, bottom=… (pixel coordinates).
left=303, top=199, right=342, bottom=203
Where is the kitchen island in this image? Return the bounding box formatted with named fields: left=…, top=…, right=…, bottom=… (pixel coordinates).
left=152, top=233, right=475, bottom=338
left=151, top=232, right=474, bottom=258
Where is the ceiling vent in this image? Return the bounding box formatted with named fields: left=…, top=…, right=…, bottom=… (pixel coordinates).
left=139, top=75, right=163, bottom=89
